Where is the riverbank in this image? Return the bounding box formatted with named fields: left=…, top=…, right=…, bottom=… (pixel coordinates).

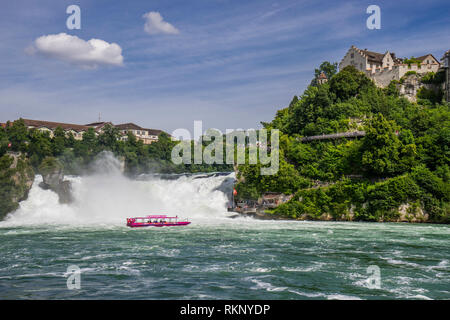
left=231, top=208, right=450, bottom=224
left=228, top=196, right=447, bottom=223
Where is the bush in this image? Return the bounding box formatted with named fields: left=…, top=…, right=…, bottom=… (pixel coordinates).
left=38, top=157, right=63, bottom=175
left=417, top=87, right=443, bottom=104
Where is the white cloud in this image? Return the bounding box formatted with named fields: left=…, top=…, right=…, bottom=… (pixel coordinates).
left=27, top=33, right=124, bottom=69
left=143, top=11, right=180, bottom=35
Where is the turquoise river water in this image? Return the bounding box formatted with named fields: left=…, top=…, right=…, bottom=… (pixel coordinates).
left=0, top=163, right=448, bottom=299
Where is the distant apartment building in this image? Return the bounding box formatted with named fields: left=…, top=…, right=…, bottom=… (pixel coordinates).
left=2, top=119, right=166, bottom=144
left=115, top=123, right=163, bottom=145
left=20, top=119, right=92, bottom=140
left=339, top=45, right=441, bottom=87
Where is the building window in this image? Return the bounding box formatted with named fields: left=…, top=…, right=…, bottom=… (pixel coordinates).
left=351, top=53, right=354, bottom=58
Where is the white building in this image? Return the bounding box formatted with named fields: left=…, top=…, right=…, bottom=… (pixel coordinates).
left=115, top=123, right=162, bottom=144
left=339, top=45, right=441, bottom=87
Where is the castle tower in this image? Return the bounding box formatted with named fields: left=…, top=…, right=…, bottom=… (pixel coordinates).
left=317, top=71, right=328, bottom=85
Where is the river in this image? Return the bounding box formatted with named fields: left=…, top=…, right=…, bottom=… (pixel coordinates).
left=0, top=156, right=448, bottom=299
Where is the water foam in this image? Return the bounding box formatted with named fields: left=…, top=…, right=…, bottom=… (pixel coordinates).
left=1, top=152, right=234, bottom=227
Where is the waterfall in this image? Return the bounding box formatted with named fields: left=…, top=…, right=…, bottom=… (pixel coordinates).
left=1, top=152, right=235, bottom=227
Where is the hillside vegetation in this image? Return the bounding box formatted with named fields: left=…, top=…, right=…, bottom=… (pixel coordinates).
left=235, top=65, right=449, bottom=223
left=0, top=122, right=232, bottom=176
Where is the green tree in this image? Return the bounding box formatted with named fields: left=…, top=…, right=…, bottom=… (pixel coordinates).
left=328, top=65, right=374, bottom=102
left=74, top=128, right=98, bottom=161
left=403, top=57, right=421, bottom=68
left=27, top=130, right=53, bottom=167
left=360, top=114, right=401, bottom=176
left=314, top=61, right=338, bottom=79
left=6, top=119, right=28, bottom=153
left=51, top=126, right=66, bottom=156
left=38, top=156, right=62, bottom=175
left=0, top=127, right=9, bottom=156
left=98, top=124, right=119, bottom=151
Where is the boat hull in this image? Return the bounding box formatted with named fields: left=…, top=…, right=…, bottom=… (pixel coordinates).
left=127, top=221, right=191, bottom=228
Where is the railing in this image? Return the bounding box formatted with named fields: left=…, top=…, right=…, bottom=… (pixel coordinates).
left=298, top=131, right=366, bottom=142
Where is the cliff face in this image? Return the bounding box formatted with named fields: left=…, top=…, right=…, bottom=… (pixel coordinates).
left=0, top=152, right=35, bottom=220
left=396, top=73, right=443, bottom=102
left=38, top=157, right=73, bottom=204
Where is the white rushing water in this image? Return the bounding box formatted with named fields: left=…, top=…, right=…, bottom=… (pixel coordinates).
left=1, top=153, right=235, bottom=227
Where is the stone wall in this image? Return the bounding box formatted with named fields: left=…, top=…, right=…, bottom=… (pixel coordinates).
left=397, top=63, right=440, bottom=78
left=339, top=46, right=367, bottom=72
left=369, top=63, right=441, bottom=91
left=369, top=67, right=400, bottom=87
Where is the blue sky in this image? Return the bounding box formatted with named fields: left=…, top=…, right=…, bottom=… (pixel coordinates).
left=0, top=0, right=449, bottom=133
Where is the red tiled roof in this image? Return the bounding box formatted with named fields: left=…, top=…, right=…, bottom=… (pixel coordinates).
left=9, top=119, right=167, bottom=136
left=361, top=49, right=385, bottom=63
left=416, top=54, right=438, bottom=63
left=115, top=123, right=143, bottom=130
left=21, top=119, right=90, bottom=132
left=85, top=121, right=111, bottom=127
left=318, top=71, right=327, bottom=79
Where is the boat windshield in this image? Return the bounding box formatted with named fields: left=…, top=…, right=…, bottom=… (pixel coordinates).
left=131, top=216, right=182, bottom=223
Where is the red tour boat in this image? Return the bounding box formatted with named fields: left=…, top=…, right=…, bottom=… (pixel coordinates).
left=126, top=215, right=191, bottom=228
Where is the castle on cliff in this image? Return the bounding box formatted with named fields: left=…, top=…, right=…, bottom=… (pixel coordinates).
left=339, top=45, right=441, bottom=87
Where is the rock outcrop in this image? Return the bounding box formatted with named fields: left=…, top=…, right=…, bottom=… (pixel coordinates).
left=397, top=73, right=442, bottom=102
left=38, top=157, right=73, bottom=204
left=0, top=152, right=35, bottom=220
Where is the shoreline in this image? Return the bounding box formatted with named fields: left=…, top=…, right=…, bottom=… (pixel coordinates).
left=229, top=209, right=450, bottom=224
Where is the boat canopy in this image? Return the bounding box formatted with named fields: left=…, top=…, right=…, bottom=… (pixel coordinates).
left=131, top=215, right=179, bottom=220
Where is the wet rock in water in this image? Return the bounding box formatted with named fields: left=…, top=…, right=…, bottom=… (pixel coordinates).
left=38, top=157, right=73, bottom=204
left=57, top=180, right=73, bottom=204
left=41, top=170, right=64, bottom=188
